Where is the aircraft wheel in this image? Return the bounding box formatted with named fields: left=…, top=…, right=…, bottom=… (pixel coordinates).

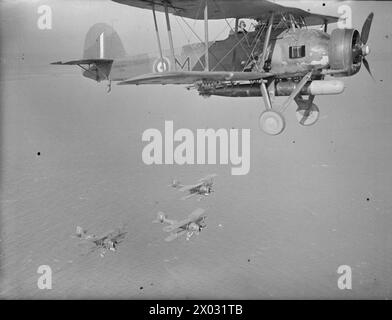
left=259, top=110, right=286, bottom=135
left=296, top=103, right=320, bottom=126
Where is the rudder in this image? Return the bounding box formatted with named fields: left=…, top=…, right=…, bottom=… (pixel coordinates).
left=83, top=23, right=126, bottom=59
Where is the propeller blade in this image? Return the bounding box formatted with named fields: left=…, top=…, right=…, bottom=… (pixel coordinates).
left=361, top=12, right=374, bottom=44
left=363, top=58, right=375, bottom=81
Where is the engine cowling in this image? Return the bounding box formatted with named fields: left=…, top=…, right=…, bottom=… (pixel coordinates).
left=188, top=222, right=200, bottom=232
left=200, top=185, right=209, bottom=194
left=328, top=28, right=362, bottom=77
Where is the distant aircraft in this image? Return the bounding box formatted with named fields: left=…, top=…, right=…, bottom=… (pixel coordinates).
left=153, top=208, right=207, bottom=242
left=171, top=174, right=217, bottom=200
left=52, top=0, right=374, bottom=135
left=75, top=225, right=127, bottom=257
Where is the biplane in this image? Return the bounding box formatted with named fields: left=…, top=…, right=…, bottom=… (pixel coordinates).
left=169, top=174, right=217, bottom=200
left=75, top=225, right=127, bottom=257
left=153, top=208, right=207, bottom=241
left=53, top=0, right=374, bottom=135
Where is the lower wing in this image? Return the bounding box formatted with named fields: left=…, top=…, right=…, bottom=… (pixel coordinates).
left=178, top=184, right=200, bottom=192
left=163, top=224, right=181, bottom=232
left=165, top=230, right=187, bottom=242
left=181, top=193, right=197, bottom=201
left=118, top=71, right=271, bottom=85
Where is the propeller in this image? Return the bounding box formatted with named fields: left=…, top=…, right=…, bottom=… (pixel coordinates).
left=354, top=13, right=374, bottom=79
left=361, top=12, right=374, bottom=44
left=362, top=58, right=373, bottom=79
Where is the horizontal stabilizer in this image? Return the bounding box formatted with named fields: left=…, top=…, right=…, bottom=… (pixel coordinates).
left=51, top=59, right=113, bottom=66
left=118, top=71, right=271, bottom=85
left=51, top=59, right=114, bottom=82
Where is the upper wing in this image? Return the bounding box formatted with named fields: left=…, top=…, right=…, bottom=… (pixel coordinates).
left=118, top=71, right=270, bottom=85
left=162, top=208, right=205, bottom=231
left=188, top=208, right=206, bottom=220
left=94, top=230, right=114, bottom=241
left=112, top=0, right=338, bottom=25
left=95, top=226, right=126, bottom=241
left=163, top=217, right=192, bottom=232
left=198, top=173, right=217, bottom=182
left=178, top=183, right=201, bottom=192
left=112, top=231, right=128, bottom=243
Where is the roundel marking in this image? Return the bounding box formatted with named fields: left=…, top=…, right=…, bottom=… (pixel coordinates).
left=153, top=57, right=170, bottom=73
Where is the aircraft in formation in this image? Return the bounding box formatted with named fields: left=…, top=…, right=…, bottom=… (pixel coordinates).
left=169, top=174, right=217, bottom=200
left=73, top=174, right=214, bottom=251
left=53, top=0, right=374, bottom=135
left=74, top=225, right=127, bottom=257
left=153, top=208, right=207, bottom=242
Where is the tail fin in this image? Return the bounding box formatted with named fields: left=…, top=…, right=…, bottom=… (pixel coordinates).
left=168, top=180, right=182, bottom=188
left=83, top=23, right=126, bottom=60
left=153, top=212, right=167, bottom=224
left=76, top=226, right=86, bottom=238
left=52, top=23, right=126, bottom=86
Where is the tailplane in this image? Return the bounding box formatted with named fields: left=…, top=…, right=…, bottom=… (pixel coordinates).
left=153, top=212, right=168, bottom=224
left=51, top=23, right=126, bottom=89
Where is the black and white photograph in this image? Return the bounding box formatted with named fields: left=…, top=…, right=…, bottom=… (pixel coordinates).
left=0, top=0, right=391, bottom=303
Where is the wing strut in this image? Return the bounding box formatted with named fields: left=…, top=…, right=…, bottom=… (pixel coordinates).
left=260, top=13, right=274, bottom=70
left=164, top=3, right=177, bottom=71
left=231, top=18, right=239, bottom=71
left=259, top=13, right=275, bottom=110
left=152, top=4, right=164, bottom=67
left=204, top=0, right=209, bottom=71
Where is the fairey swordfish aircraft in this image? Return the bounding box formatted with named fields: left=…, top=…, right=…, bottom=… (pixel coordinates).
left=153, top=208, right=207, bottom=242
left=74, top=225, right=127, bottom=257
left=169, top=174, right=217, bottom=200
left=52, top=0, right=374, bottom=135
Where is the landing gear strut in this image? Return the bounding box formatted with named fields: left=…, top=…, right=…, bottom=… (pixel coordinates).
left=258, top=71, right=314, bottom=135
left=295, top=95, right=320, bottom=126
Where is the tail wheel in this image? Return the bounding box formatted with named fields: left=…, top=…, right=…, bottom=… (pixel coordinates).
left=259, top=110, right=286, bottom=135
left=296, top=103, right=320, bottom=126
